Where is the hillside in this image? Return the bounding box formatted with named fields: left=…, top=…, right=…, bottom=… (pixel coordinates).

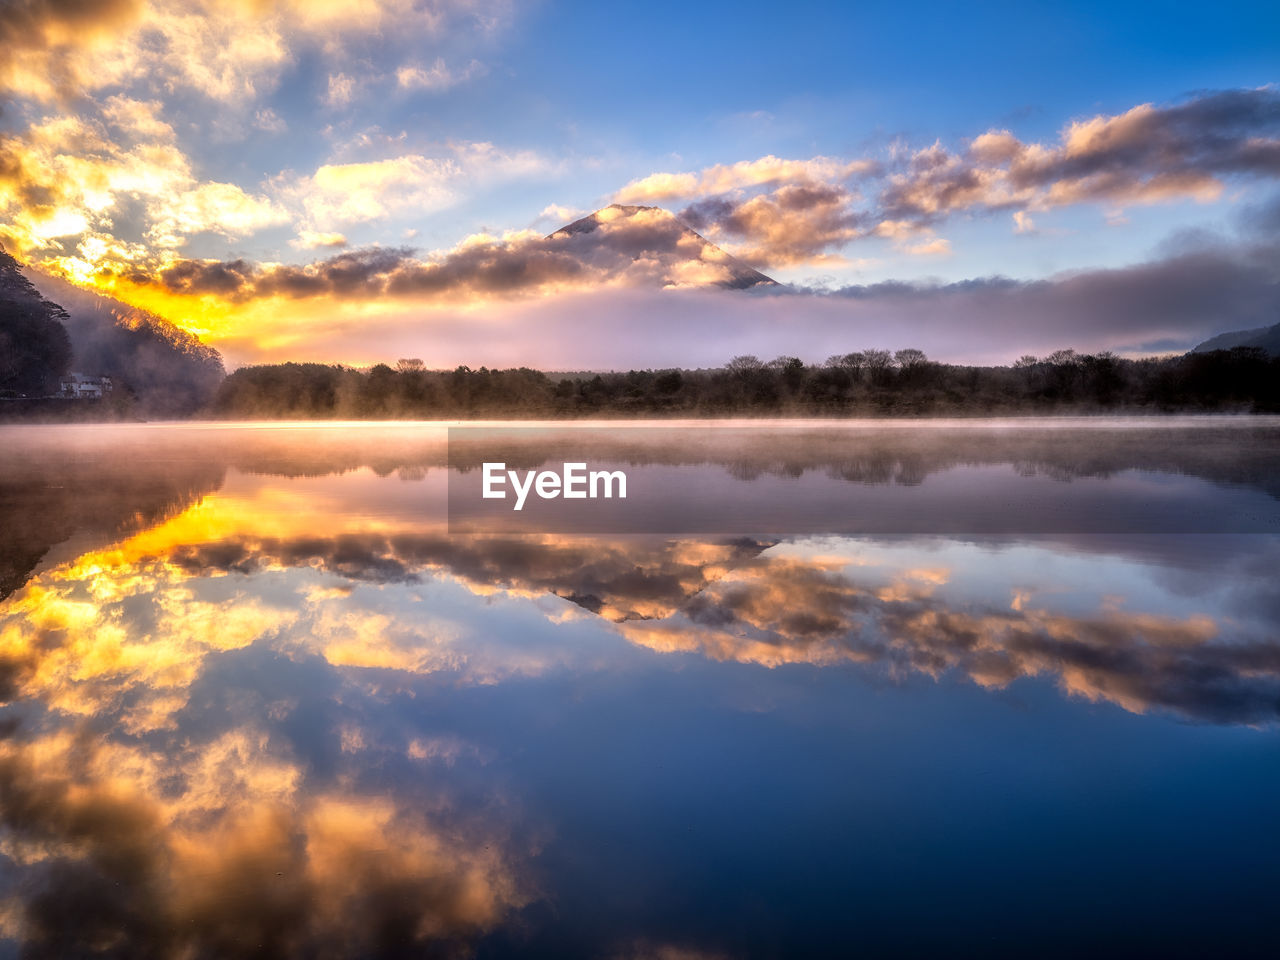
left=23, top=265, right=225, bottom=414
left=0, top=247, right=72, bottom=397
left=1193, top=321, right=1280, bottom=355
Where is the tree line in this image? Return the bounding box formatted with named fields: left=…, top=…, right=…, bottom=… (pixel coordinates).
left=210, top=346, right=1280, bottom=418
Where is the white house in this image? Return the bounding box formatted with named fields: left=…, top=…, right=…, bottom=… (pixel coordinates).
left=59, top=373, right=113, bottom=399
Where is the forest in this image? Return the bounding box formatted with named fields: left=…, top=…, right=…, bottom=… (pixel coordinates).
left=209, top=346, right=1280, bottom=418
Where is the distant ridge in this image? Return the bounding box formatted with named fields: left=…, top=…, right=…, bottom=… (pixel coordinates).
left=547, top=204, right=777, bottom=290
left=1193, top=321, right=1280, bottom=355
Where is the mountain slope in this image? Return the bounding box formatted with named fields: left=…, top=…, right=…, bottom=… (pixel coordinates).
left=0, top=246, right=72, bottom=395
left=1193, top=321, right=1280, bottom=355
left=547, top=204, right=777, bottom=290
left=24, top=265, right=225, bottom=414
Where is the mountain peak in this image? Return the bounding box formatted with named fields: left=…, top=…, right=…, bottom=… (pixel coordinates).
left=548, top=204, right=673, bottom=238
left=547, top=205, right=777, bottom=290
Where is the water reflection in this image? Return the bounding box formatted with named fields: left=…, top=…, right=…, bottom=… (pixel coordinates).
left=6, top=514, right=1276, bottom=727
left=1, top=422, right=1279, bottom=957
left=0, top=727, right=526, bottom=958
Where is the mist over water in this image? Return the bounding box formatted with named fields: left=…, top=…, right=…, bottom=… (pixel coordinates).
left=1, top=420, right=1278, bottom=957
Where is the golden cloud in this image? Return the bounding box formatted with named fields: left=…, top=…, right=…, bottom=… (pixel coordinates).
left=0, top=0, right=511, bottom=105
left=0, top=109, right=286, bottom=270
left=615, top=155, right=873, bottom=204
left=0, top=725, right=528, bottom=957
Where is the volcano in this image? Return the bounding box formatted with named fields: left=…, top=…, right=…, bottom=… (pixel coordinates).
left=547, top=204, right=777, bottom=290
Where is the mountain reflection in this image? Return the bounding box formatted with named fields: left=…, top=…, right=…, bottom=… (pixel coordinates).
left=3, top=472, right=1277, bottom=730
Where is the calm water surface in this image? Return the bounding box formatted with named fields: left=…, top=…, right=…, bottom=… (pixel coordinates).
left=1, top=419, right=1278, bottom=958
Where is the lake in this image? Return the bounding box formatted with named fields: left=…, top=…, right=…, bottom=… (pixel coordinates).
left=1, top=419, right=1278, bottom=958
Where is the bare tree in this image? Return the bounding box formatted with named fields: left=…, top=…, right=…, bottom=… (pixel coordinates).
left=894, top=348, right=928, bottom=371
left=863, top=349, right=892, bottom=371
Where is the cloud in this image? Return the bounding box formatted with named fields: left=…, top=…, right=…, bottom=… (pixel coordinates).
left=292, top=230, right=349, bottom=250
left=610, top=89, right=1280, bottom=265
left=0, top=0, right=513, bottom=106
left=615, top=155, right=873, bottom=203
left=0, top=109, right=289, bottom=282
left=96, top=206, right=1276, bottom=366
left=323, top=71, right=359, bottom=108
left=0, top=0, right=297, bottom=106
left=253, top=107, right=287, bottom=133
left=100, top=94, right=175, bottom=141
left=682, top=183, right=862, bottom=265
left=538, top=203, right=585, bottom=223
left=0, top=112, right=271, bottom=256
left=0, top=112, right=543, bottom=287
left=615, top=540, right=1280, bottom=725
left=293, top=155, right=460, bottom=225
left=0, top=1, right=533, bottom=290
left=151, top=181, right=290, bottom=245
left=617, top=157, right=873, bottom=265
left=396, top=57, right=487, bottom=92
left=0, top=725, right=527, bottom=958
left=0, top=0, right=146, bottom=102
left=284, top=143, right=548, bottom=230
left=140, top=204, right=775, bottom=307
left=881, top=87, right=1280, bottom=221
left=903, top=237, right=951, bottom=256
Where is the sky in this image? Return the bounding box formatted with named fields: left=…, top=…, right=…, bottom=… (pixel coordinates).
left=1, top=0, right=1278, bottom=368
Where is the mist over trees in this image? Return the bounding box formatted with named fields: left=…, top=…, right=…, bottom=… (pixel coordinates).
left=211, top=346, right=1280, bottom=419
left=28, top=268, right=225, bottom=415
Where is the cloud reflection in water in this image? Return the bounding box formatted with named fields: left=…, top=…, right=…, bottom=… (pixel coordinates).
left=1, top=423, right=1279, bottom=956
